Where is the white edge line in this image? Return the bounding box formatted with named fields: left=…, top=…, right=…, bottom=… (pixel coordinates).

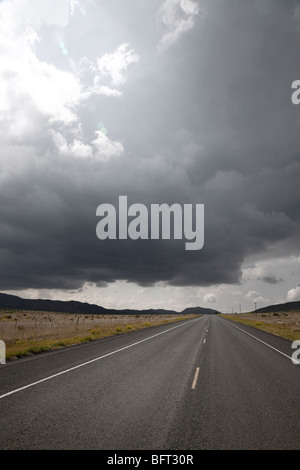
left=0, top=317, right=200, bottom=400
left=191, top=367, right=200, bottom=390
left=222, top=318, right=300, bottom=364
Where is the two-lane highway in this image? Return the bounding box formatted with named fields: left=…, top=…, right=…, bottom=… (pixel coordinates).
left=0, top=315, right=299, bottom=449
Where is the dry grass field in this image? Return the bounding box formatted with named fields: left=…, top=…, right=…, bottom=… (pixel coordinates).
left=2, top=309, right=298, bottom=360
left=0, top=310, right=197, bottom=359
left=221, top=311, right=300, bottom=341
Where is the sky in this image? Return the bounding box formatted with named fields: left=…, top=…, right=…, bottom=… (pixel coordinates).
left=0, top=0, right=300, bottom=313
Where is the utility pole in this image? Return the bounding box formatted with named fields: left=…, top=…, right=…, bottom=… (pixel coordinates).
left=254, top=302, right=257, bottom=313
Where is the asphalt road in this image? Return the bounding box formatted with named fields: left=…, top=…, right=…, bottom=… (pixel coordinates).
left=0, top=315, right=299, bottom=450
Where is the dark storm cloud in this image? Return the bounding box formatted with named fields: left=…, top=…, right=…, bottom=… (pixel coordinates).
left=261, top=275, right=283, bottom=284
left=1, top=0, right=300, bottom=290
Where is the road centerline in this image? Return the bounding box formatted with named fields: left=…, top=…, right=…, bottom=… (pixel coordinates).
left=191, top=367, right=200, bottom=390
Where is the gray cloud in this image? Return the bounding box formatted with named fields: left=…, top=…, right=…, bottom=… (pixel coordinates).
left=0, top=0, right=300, bottom=293
left=261, top=275, right=283, bottom=285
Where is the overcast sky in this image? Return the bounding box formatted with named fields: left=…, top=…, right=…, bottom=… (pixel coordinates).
left=0, top=0, right=300, bottom=313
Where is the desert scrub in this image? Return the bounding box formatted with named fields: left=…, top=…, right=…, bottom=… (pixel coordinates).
left=27, top=345, right=50, bottom=355
left=80, top=336, right=93, bottom=343
left=52, top=340, right=68, bottom=348
left=221, top=314, right=300, bottom=341
left=89, top=328, right=102, bottom=336
left=3, top=312, right=199, bottom=359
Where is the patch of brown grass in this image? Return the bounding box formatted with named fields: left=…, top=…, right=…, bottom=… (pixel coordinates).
left=220, top=311, right=300, bottom=341
left=0, top=310, right=199, bottom=359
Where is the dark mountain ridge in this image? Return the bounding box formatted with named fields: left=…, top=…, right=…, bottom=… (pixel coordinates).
left=252, top=300, right=300, bottom=313
left=0, top=292, right=219, bottom=315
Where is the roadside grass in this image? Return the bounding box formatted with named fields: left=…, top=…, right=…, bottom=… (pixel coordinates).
left=220, top=312, right=300, bottom=341
left=1, top=312, right=199, bottom=359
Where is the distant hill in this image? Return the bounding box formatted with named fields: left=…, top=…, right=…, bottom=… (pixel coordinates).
left=181, top=306, right=219, bottom=315
left=0, top=292, right=219, bottom=316
left=253, top=301, right=300, bottom=313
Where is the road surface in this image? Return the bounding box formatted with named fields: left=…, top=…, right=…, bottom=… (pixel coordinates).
left=0, top=315, right=299, bottom=450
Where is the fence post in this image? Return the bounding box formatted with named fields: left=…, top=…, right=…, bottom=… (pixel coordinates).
left=0, top=340, right=6, bottom=364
